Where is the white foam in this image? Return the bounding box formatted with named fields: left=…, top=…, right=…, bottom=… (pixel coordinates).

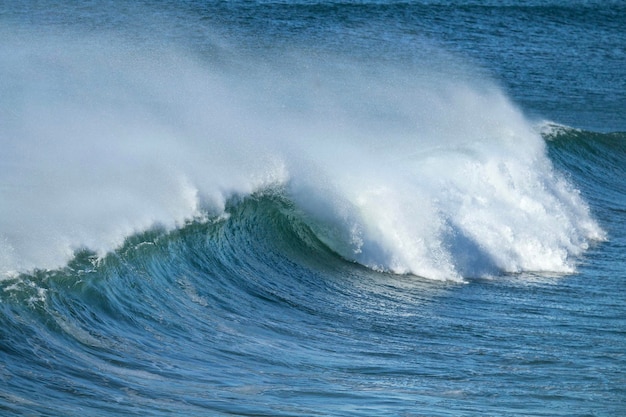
left=0, top=28, right=604, bottom=280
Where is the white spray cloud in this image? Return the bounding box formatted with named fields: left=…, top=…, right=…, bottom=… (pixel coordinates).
left=0, top=27, right=604, bottom=280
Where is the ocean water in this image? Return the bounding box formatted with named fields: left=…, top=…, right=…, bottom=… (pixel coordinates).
left=1, top=1, right=625, bottom=416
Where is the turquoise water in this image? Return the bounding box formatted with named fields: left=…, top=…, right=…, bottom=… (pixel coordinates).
left=1, top=1, right=625, bottom=416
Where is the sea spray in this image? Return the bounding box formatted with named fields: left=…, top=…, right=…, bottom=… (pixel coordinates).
left=0, top=28, right=604, bottom=279
left=0, top=29, right=288, bottom=274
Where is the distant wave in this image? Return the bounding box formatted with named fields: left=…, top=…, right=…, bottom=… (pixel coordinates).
left=0, top=30, right=605, bottom=280
left=541, top=123, right=626, bottom=221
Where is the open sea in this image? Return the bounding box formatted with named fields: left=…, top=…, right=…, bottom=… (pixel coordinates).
left=1, top=1, right=625, bottom=416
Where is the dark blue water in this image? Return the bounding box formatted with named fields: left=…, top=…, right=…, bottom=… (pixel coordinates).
left=1, top=1, right=625, bottom=416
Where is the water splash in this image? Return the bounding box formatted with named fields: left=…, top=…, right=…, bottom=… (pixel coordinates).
left=0, top=27, right=604, bottom=280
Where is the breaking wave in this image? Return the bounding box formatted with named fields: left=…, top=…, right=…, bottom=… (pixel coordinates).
left=0, top=29, right=605, bottom=280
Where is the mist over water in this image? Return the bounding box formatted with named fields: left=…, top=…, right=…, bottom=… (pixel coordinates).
left=0, top=26, right=603, bottom=280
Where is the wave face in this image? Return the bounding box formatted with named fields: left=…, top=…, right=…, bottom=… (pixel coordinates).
left=0, top=128, right=622, bottom=415
left=0, top=30, right=604, bottom=280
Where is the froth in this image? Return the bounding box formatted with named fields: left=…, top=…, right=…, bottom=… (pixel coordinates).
left=282, top=67, right=604, bottom=280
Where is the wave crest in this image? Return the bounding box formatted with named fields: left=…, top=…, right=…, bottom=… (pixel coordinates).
left=0, top=29, right=604, bottom=280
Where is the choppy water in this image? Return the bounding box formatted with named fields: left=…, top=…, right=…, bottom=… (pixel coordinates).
left=1, top=1, right=625, bottom=416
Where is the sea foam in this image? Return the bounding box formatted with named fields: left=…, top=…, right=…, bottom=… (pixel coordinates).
left=0, top=28, right=604, bottom=280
